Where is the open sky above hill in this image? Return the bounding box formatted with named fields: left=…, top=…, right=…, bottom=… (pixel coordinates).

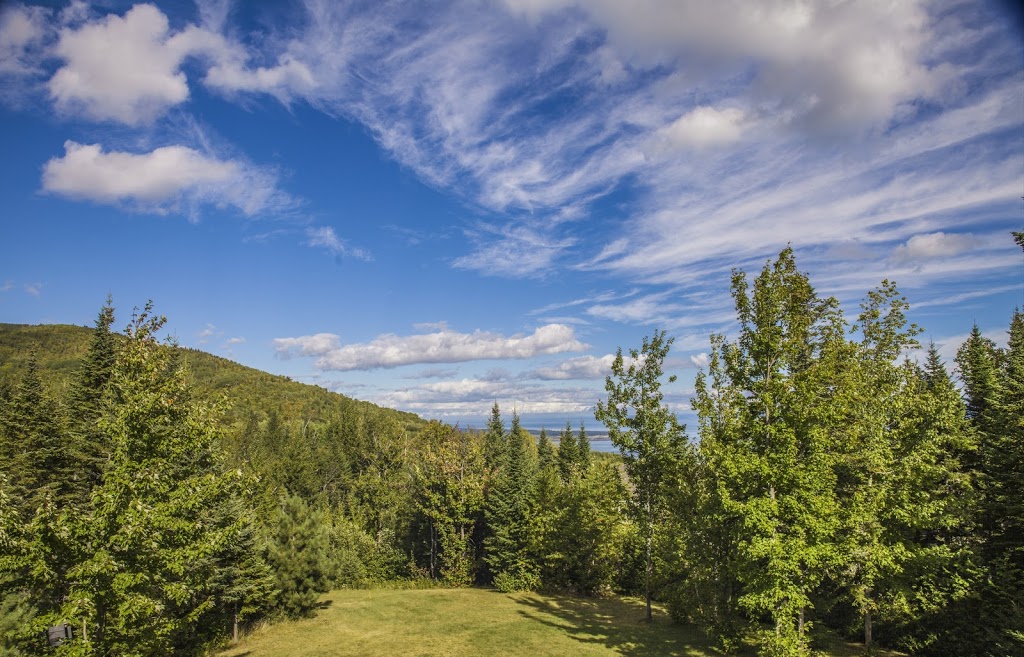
left=1, top=0, right=1021, bottom=430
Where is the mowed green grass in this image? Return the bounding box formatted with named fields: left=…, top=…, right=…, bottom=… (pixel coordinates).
left=217, top=588, right=716, bottom=657
left=216, top=588, right=902, bottom=657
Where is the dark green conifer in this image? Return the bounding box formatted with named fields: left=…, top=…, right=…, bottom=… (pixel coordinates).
left=0, top=352, right=72, bottom=509
left=484, top=402, right=505, bottom=472
left=577, top=422, right=591, bottom=472
left=537, top=428, right=555, bottom=473
left=264, top=493, right=331, bottom=618
left=557, top=421, right=578, bottom=483
left=485, top=410, right=538, bottom=591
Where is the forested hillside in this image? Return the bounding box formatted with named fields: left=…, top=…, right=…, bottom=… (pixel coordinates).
left=0, top=322, right=424, bottom=433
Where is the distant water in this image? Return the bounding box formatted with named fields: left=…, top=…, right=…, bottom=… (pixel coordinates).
left=523, top=428, right=617, bottom=453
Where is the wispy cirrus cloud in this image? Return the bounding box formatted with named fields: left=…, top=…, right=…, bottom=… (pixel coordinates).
left=274, top=323, right=588, bottom=371
left=12, top=0, right=1021, bottom=288
left=0, top=3, right=48, bottom=77
left=305, top=226, right=372, bottom=261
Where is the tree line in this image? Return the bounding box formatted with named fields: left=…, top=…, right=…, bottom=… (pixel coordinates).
left=1, top=236, right=1021, bottom=656
left=603, top=242, right=1023, bottom=656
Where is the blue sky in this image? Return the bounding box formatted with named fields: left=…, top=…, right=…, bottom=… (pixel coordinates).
left=0, top=0, right=1021, bottom=432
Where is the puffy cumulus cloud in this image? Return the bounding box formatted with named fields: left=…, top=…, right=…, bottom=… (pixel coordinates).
left=46, top=3, right=314, bottom=124
left=41, top=140, right=291, bottom=217
left=531, top=354, right=617, bottom=380
left=662, top=106, right=746, bottom=149
left=272, top=333, right=341, bottom=357
left=43, top=141, right=233, bottom=202
left=689, top=352, right=709, bottom=369
left=0, top=3, right=48, bottom=76
left=274, top=324, right=588, bottom=371
left=305, top=226, right=372, bottom=261
left=204, top=53, right=317, bottom=101
left=892, top=232, right=979, bottom=263
left=49, top=4, right=195, bottom=123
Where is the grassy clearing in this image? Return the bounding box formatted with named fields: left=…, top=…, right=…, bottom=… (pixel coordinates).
left=216, top=588, right=901, bottom=657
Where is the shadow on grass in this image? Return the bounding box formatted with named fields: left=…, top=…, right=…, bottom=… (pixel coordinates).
left=511, top=593, right=720, bottom=657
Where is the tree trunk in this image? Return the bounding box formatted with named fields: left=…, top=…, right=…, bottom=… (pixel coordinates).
left=645, top=523, right=653, bottom=622
left=864, top=609, right=872, bottom=650
left=798, top=607, right=805, bottom=636
left=233, top=604, right=239, bottom=644
left=430, top=521, right=437, bottom=579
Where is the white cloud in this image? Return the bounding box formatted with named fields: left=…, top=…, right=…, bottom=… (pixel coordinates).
left=41, top=140, right=290, bottom=217
left=372, top=377, right=597, bottom=419
left=1, top=280, right=12, bottom=292
left=23, top=282, right=41, bottom=297
left=405, top=367, right=460, bottom=380
left=274, top=323, right=588, bottom=371
left=689, top=352, right=709, bottom=369
left=306, top=226, right=372, bottom=261
left=502, top=0, right=938, bottom=134
left=49, top=4, right=195, bottom=124
left=197, top=323, right=222, bottom=345
left=43, top=141, right=234, bottom=202
left=453, top=222, right=576, bottom=278
left=226, top=336, right=245, bottom=345
left=0, top=4, right=48, bottom=76
left=662, top=106, right=746, bottom=149
left=531, top=354, right=618, bottom=380
left=587, top=292, right=685, bottom=325
left=204, top=53, right=317, bottom=101
left=892, top=232, right=979, bottom=263
left=44, top=3, right=314, bottom=124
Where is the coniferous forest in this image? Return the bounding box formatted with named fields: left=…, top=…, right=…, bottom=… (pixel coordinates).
left=1, top=238, right=1022, bottom=656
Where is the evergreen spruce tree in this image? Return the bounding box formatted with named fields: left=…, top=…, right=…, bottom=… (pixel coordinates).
left=883, top=345, right=977, bottom=654
left=957, top=325, right=1001, bottom=435
left=484, top=402, right=506, bottom=473
left=536, top=428, right=555, bottom=472
left=264, top=493, right=331, bottom=619
left=557, top=421, right=578, bottom=483
left=837, top=281, right=923, bottom=653
left=576, top=422, right=591, bottom=472
left=67, top=296, right=117, bottom=498
left=64, top=303, right=261, bottom=655
left=978, top=310, right=1024, bottom=655
left=484, top=411, right=538, bottom=591
left=530, top=428, right=562, bottom=588
left=0, top=352, right=73, bottom=510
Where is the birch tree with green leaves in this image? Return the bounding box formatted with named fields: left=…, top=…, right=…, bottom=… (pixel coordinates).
left=595, top=330, right=689, bottom=622
left=693, top=248, right=846, bottom=656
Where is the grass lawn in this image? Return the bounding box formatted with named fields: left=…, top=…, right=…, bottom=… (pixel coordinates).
left=216, top=588, right=901, bottom=657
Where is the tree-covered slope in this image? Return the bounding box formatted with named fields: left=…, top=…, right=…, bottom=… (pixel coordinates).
left=0, top=322, right=424, bottom=433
